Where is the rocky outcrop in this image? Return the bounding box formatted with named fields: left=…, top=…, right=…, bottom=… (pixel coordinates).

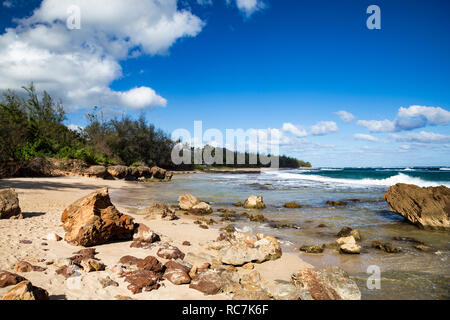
left=291, top=267, right=361, bottom=300
left=61, top=188, right=135, bottom=247
left=299, top=244, right=324, bottom=253
left=384, top=183, right=450, bottom=230
left=107, top=165, right=129, bottom=179
left=243, top=195, right=266, bottom=209
left=337, top=227, right=361, bottom=241
left=336, top=236, right=361, bottom=254
left=143, top=203, right=178, bottom=221
left=207, top=232, right=282, bottom=266
left=1, top=280, right=49, bottom=300
left=178, top=193, right=200, bottom=210
left=0, top=188, right=22, bottom=219
left=372, top=241, right=401, bottom=253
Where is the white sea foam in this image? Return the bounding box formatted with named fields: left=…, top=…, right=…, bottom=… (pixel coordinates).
left=262, top=171, right=450, bottom=188
left=440, top=168, right=450, bottom=171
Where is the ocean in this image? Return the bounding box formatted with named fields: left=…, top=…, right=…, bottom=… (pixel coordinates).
left=115, top=167, right=450, bottom=300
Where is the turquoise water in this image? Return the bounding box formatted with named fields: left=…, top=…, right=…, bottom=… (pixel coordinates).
left=114, top=167, right=450, bottom=300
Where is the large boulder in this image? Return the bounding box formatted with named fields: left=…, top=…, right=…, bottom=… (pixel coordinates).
left=1, top=280, right=49, bottom=300
left=128, top=166, right=152, bottom=179
left=0, top=271, right=26, bottom=288
left=151, top=166, right=166, bottom=180
left=85, top=165, right=107, bottom=178
left=384, top=183, right=450, bottom=230
left=0, top=188, right=21, bottom=219
left=243, top=195, right=266, bottom=209
left=178, top=193, right=200, bottom=210
left=107, top=165, right=129, bottom=179
left=61, top=188, right=135, bottom=246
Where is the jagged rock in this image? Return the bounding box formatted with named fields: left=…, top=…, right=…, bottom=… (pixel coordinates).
left=372, top=241, right=401, bottom=253
left=292, top=268, right=340, bottom=300
left=133, top=223, right=160, bottom=243
left=271, top=283, right=299, bottom=300
left=336, top=236, right=361, bottom=254
left=123, top=270, right=160, bottom=294
left=0, top=271, right=26, bottom=288
left=144, top=203, right=178, bottom=221
left=233, top=202, right=243, bottom=207
left=283, top=201, right=302, bottom=208
left=337, top=227, right=361, bottom=241
left=157, top=245, right=185, bottom=260
left=299, top=244, right=324, bottom=254
left=384, top=183, right=450, bottom=230
left=211, top=232, right=282, bottom=266
left=189, top=269, right=239, bottom=295
left=0, top=188, right=21, bottom=219
left=107, top=165, right=129, bottom=179
left=414, top=244, right=434, bottom=252
left=129, top=166, right=152, bottom=179
left=313, top=266, right=361, bottom=300
left=151, top=166, right=166, bottom=180
left=85, top=165, right=107, bottom=178
left=69, top=248, right=97, bottom=265
left=1, top=280, right=49, bottom=300
left=220, top=224, right=236, bottom=233
left=118, top=255, right=164, bottom=273
left=80, top=259, right=106, bottom=272
left=247, top=214, right=267, bottom=222
left=243, top=195, right=266, bottom=209
left=61, top=188, right=135, bottom=246
left=178, top=193, right=200, bottom=210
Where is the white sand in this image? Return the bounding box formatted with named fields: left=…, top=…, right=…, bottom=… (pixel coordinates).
left=0, top=176, right=311, bottom=300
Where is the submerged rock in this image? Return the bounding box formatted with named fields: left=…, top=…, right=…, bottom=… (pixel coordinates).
left=0, top=188, right=22, bottom=219
left=283, top=201, right=302, bottom=208
left=372, top=241, right=402, bottom=253
left=299, top=244, right=324, bottom=254
left=61, top=188, right=135, bottom=247
left=337, top=227, right=361, bottom=241
left=384, top=183, right=450, bottom=230
left=326, top=200, right=348, bottom=206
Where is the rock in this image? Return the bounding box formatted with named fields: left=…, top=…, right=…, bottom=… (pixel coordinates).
left=80, top=259, right=106, bottom=272
left=372, top=241, right=401, bottom=253
left=61, top=188, right=135, bottom=246
left=190, top=202, right=213, bottom=215
left=242, top=263, right=254, bottom=270
left=248, top=214, right=267, bottom=222
left=123, top=270, right=160, bottom=294
left=182, top=241, right=191, bottom=246
left=283, top=201, right=302, bottom=208
left=19, top=240, right=32, bottom=244
left=107, top=165, right=129, bottom=179
left=243, top=195, right=266, bottom=209
left=118, top=255, right=164, bottom=273
left=129, top=166, right=152, bottom=179
left=220, top=224, right=236, bottom=233
left=69, top=248, right=97, bottom=265
left=144, top=203, right=178, bottom=221
left=384, top=183, right=450, bottom=229
left=55, top=265, right=78, bottom=279
left=45, top=233, right=62, bottom=241
left=336, top=236, right=361, bottom=254
left=150, top=166, right=167, bottom=180
left=299, top=244, right=324, bottom=254
left=164, top=268, right=191, bottom=285
left=233, top=202, right=243, bottom=207
left=85, top=165, right=107, bottom=178
left=184, top=252, right=221, bottom=270
left=157, top=245, right=185, bottom=260
left=0, top=271, right=27, bottom=288
left=414, top=244, right=434, bottom=252
left=326, top=200, right=348, bottom=206
left=268, top=222, right=301, bottom=229
left=178, top=193, right=200, bottom=210
left=199, top=224, right=209, bottom=229
left=115, top=295, right=135, bottom=300
left=188, top=270, right=223, bottom=295
left=271, top=283, right=299, bottom=300
left=99, top=276, right=119, bottom=288
left=133, top=223, right=161, bottom=243
left=337, top=227, right=361, bottom=241
left=0, top=188, right=21, bottom=219
left=317, top=224, right=327, bottom=228
left=214, top=232, right=282, bottom=266
left=14, top=261, right=46, bottom=273
left=291, top=267, right=360, bottom=300
left=392, top=236, right=424, bottom=244
left=165, top=260, right=192, bottom=274
left=1, top=280, right=49, bottom=300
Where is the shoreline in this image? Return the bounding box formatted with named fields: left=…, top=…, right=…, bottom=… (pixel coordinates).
left=0, top=176, right=312, bottom=300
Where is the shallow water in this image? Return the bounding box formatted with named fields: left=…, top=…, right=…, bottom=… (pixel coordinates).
left=114, top=170, right=450, bottom=300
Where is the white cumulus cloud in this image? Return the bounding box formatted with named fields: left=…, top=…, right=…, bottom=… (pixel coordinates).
left=0, top=0, right=204, bottom=110
left=397, top=105, right=450, bottom=126
left=389, top=131, right=450, bottom=143
left=335, top=110, right=355, bottom=122
left=282, top=122, right=308, bottom=137
left=353, top=133, right=379, bottom=142
left=310, top=121, right=338, bottom=136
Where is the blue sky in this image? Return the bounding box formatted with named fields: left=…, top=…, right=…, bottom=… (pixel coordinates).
left=1, top=0, right=449, bottom=167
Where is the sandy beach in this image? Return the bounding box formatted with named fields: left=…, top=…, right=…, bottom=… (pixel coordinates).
left=0, top=176, right=312, bottom=300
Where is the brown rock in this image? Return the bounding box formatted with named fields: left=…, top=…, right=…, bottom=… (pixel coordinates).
left=157, top=245, right=185, bottom=260
left=243, top=195, right=266, bottom=209
left=384, top=183, right=450, bottom=229
left=164, top=268, right=191, bottom=285
left=292, top=268, right=341, bottom=300
left=326, top=200, right=348, bottom=206
left=299, top=244, right=324, bottom=254
left=283, top=201, right=302, bottom=208
left=123, top=270, right=160, bottom=294
left=337, top=227, right=361, bottom=241
left=189, top=270, right=222, bottom=295
left=182, top=241, right=191, bottom=246
left=0, top=188, right=21, bottom=219
left=85, top=165, right=107, bottom=178
left=106, top=165, right=129, bottom=179
left=61, top=188, right=135, bottom=247
left=14, top=261, right=45, bottom=273
left=0, top=271, right=26, bottom=288
left=372, top=241, right=401, bottom=253
left=80, top=259, right=106, bottom=272
left=1, top=280, right=49, bottom=300
left=165, top=260, right=192, bottom=274
left=99, top=276, right=119, bottom=288
left=178, top=193, right=200, bottom=210
left=133, top=223, right=161, bottom=243
left=151, top=166, right=167, bottom=180
left=144, top=203, right=178, bottom=221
